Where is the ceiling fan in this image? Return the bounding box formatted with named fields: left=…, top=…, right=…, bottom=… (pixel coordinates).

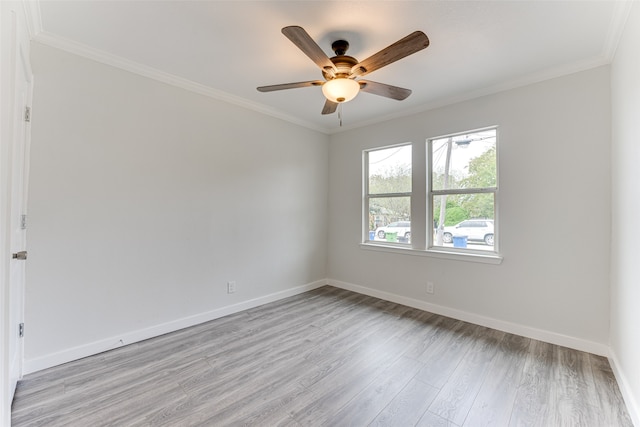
left=257, top=26, right=430, bottom=115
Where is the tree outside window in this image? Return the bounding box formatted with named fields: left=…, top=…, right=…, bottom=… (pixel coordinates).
left=430, top=128, right=497, bottom=251
left=365, top=144, right=412, bottom=244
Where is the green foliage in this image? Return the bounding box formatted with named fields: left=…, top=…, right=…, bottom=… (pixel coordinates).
left=369, top=197, right=410, bottom=230
left=369, top=164, right=411, bottom=195
left=432, top=145, right=496, bottom=225
left=460, top=147, right=496, bottom=189
left=431, top=169, right=464, bottom=191
left=457, top=193, right=494, bottom=219
left=368, top=164, right=412, bottom=229
left=367, top=145, right=496, bottom=230
left=433, top=197, right=469, bottom=226
left=444, top=205, right=468, bottom=225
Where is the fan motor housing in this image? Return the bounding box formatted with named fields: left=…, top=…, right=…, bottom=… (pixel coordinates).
left=323, top=55, right=358, bottom=80
left=322, top=39, right=359, bottom=81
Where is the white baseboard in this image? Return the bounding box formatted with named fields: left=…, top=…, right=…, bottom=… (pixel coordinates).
left=23, top=277, right=611, bottom=372
left=23, top=280, right=327, bottom=375
left=327, top=279, right=610, bottom=357
left=609, top=351, right=640, bottom=427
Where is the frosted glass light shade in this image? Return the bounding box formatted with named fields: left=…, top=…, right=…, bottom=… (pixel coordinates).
left=322, top=78, right=360, bottom=103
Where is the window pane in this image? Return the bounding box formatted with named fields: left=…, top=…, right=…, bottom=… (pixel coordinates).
left=368, top=145, right=412, bottom=194
left=432, top=193, right=494, bottom=250
left=431, top=129, right=496, bottom=191
left=368, top=196, right=411, bottom=243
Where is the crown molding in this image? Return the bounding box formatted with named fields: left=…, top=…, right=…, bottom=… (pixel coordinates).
left=331, top=54, right=611, bottom=135
left=602, top=0, right=635, bottom=62
left=32, top=31, right=330, bottom=135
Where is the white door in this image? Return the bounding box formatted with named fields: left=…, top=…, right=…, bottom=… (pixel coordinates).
left=8, top=56, right=31, bottom=399
left=2, top=1, right=33, bottom=407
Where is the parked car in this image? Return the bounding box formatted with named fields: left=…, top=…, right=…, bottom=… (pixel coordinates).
left=376, top=221, right=411, bottom=240
left=443, top=219, right=494, bottom=245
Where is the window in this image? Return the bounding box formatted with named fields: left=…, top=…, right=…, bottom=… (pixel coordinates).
left=364, top=144, right=412, bottom=244
left=429, top=128, right=497, bottom=252
left=362, top=127, right=499, bottom=261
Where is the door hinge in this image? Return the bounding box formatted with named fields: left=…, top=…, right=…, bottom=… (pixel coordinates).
left=21, top=214, right=27, bottom=230
left=24, top=106, right=31, bottom=122
left=19, top=323, right=24, bottom=338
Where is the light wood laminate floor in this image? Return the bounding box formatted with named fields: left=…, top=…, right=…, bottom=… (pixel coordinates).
left=12, top=286, right=633, bottom=426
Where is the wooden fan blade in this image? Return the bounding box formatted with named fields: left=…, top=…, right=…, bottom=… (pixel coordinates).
left=282, top=26, right=337, bottom=75
left=322, top=99, right=339, bottom=115
left=358, top=80, right=412, bottom=100
left=257, top=80, right=324, bottom=92
left=351, top=31, right=429, bottom=77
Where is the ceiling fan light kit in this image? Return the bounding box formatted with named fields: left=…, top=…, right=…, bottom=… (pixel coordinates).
left=322, top=78, right=360, bottom=103
left=257, top=25, right=430, bottom=119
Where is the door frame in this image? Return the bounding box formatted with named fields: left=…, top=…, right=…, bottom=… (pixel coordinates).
left=1, top=0, right=33, bottom=423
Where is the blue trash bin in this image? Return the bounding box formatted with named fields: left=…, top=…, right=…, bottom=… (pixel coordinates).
left=452, top=235, right=468, bottom=248
left=369, top=231, right=375, bottom=241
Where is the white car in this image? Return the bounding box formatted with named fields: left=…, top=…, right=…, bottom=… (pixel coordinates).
left=376, top=221, right=411, bottom=240
left=443, top=219, right=494, bottom=245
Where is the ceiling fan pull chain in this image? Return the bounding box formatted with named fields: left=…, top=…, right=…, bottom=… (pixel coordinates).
left=339, top=103, right=343, bottom=127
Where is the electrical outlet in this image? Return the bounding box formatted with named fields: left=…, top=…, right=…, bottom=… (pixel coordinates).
left=426, top=281, right=435, bottom=294
left=227, top=281, right=236, bottom=294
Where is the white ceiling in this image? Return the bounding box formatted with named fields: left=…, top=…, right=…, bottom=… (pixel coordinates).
left=30, top=1, right=631, bottom=133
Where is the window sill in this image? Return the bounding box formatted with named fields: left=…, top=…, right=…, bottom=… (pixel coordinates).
left=359, top=242, right=503, bottom=265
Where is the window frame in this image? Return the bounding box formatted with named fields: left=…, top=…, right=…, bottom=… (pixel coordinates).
left=363, top=142, right=413, bottom=245
left=361, top=127, right=501, bottom=264
left=427, top=126, right=499, bottom=254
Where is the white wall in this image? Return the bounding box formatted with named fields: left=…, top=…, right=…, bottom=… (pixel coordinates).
left=328, top=66, right=612, bottom=353
left=611, top=2, right=640, bottom=424
left=25, top=43, right=329, bottom=371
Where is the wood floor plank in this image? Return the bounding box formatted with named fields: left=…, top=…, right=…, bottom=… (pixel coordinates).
left=402, top=315, right=461, bottom=360
left=314, top=312, right=403, bottom=362
left=508, top=339, right=554, bottom=427
left=146, top=310, right=337, bottom=423
left=413, top=321, right=478, bottom=389
left=169, top=356, right=314, bottom=426
left=394, top=309, right=438, bottom=343
left=174, top=333, right=322, bottom=411
left=548, top=345, right=599, bottom=426
left=369, top=377, right=439, bottom=426
left=464, top=333, right=530, bottom=426
left=11, top=286, right=633, bottom=427
left=209, top=382, right=307, bottom=427
left=416, top=410, right=461, bottom=427
left=428, top=327, right=505, bottom=425
left=288, top=337, right=409, bottom=425
left=325, top=356, right=424, bottom=426
left=12, top=354, right=201, bottom=426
